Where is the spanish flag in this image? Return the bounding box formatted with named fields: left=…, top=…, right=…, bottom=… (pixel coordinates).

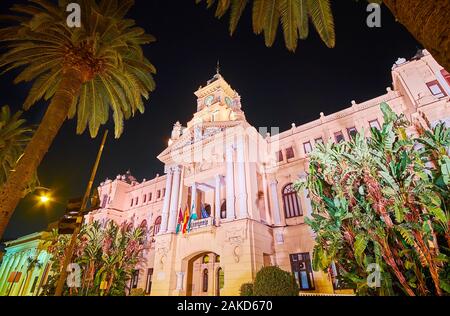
left=181, top=205, right=190, bottom=234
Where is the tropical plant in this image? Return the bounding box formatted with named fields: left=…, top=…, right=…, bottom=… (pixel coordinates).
left=197, top=0, right=335, bottom=51
left=0, top=0, right=156, bottom=239
left=43, top=220, right=146, bottom=296
left=0, top=105, right=37, bottom=195
left=199, top=0, right=450, bottom=71
left=252, top=266, right=299, bottom=296
left=296, top=103, right=450, bottom=296
left=239, top=282, right=254, bottom=296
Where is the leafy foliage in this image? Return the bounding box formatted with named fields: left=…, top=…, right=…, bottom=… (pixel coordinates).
left=42, top=220, right=146, bottom=296
left=239, top=282, right=254, bottom=296
left=0, top=0, right=156, bottom=138
left=296, top=103, right=450, bottom=296
left=196, top=0, right=335, bottom=51
left=252, top=266, right=299, bottom=296
left=0, top=105, right=37, bottom=194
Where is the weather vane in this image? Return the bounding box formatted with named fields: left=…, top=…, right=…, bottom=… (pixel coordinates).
left=216, top=59, right=220, bottom=74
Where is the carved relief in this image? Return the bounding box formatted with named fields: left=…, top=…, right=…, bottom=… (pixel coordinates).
left=226, top=227, right=247, bottom=263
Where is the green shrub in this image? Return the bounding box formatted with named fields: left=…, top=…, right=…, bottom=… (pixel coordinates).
left=130, top=288, right=145, bottom=296
left=253, top=266, right=299, bottom=296
left=239, top=283, right=254, bottom=296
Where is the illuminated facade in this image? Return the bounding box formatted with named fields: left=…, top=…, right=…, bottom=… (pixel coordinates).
left=2, top=50, right=447, bottom=296
left=85, top=50, right=450, bottom=296
left=0, top=232, right=52, bottom=296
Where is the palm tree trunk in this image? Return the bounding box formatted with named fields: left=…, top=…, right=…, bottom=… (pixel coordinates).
left=383, top=0, right=450, bottom=71
left=0, top=68, right=83, bottom=239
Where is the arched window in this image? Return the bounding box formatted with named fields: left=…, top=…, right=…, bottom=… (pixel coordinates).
left=153, top=216, right=162, bottom=236
left=220, top=201, right=227, bottom=219
left=282, top=183, right=303, bottom=218
left=202, top=269, right=208, bottom=292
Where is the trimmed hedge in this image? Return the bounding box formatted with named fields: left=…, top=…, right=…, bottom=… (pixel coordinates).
left=239, top=283, right=254, bottom=296
left=253, top=266, right=299, bottom=296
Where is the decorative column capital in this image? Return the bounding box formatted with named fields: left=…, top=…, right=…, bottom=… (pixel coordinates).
left=269, top=179, right=278, bottom=186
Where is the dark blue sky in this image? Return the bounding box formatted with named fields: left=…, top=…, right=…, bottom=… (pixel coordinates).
left=0, top=0, right=419, bottom=241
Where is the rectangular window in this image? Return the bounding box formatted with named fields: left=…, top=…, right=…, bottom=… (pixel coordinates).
left=314, top=137, right=323, bottom=145
left=276, top=150, right=284, bottom=163
left=130, top=199, right=133, bottom=207
left=162, top=188, right=166, bottom=197
left=131, top=270, right=139, bottom=289
left=303, top=141, right=312, bottom=155
left=369, top=119, right=381, bottom=130
left=101, top=195, right=108, bottom=208
left=290, top=253, right=314, bottom=290
left=427, top=80, right=446, bottom=98
left=347, top=127, right=357, bottom=139
left=157, top=190, right=161, bottom=199
left=149, top=193, right=152, bottom=201
left=145, top=268, right=153, bottom=295
left=285, top=147, right=295, bottom=160
left=143, top=194, right=147, bottom=203
left=334, top=131, right=345, bottom=143
left=135, top=197, right=139, bottom=206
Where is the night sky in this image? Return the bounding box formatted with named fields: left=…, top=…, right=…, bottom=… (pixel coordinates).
left=0, top=0, right=419, bottom=242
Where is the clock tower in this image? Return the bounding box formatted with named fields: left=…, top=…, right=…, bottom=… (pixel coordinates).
left=187, top=67, right=246, bottom=128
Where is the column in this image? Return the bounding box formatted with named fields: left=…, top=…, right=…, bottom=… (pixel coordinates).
left=176, top=271, right=185, bottom=291
left=236, top=135, right=248, bottom=218
left=226, top=145, right=235, bottom=220
left=0, top=254, right=19, bottom=295
left=190, top=182, right=197, bottom=215
left=0, top=255, right=13, bottom=293
left=215, top=175, right=222, bottom=225
left=270, top=180, right=282, bottom=226
left=167, top=166, right=181, bottom=233
left=262, top=172, right=272, bottom=225
left=159, top=168, right=174, bottom=234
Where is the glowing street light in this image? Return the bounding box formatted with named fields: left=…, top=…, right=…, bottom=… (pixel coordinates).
left=39, top=194, right=50, bottom=204
left=35, top=187, right=52, bottom=205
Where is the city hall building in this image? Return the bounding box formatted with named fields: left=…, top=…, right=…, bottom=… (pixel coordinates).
left=1, top=50, right=449, bottom=296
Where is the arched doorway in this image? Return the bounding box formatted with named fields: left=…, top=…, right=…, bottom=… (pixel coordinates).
left=184, top=251, right=221, bottom=296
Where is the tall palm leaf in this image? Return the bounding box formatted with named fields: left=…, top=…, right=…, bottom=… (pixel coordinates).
left=197, top=0, right=335, bottom=51
left=0, top=105, right=37, bottom=194
left=0, top=0, right=156, bottom=239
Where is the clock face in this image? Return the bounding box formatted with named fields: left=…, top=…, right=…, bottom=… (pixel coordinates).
left=204, top=95, right=214, bottom=106
left=225, top=97, right=233, bottom=107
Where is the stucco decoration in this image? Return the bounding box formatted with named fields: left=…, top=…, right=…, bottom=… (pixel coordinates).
left=226, top=227, right=247, bottom=263
left=156, top=239, right=170, bottom=270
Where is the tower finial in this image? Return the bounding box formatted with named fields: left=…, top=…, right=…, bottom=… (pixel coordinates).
left=216, top=59, right=220, bottom=74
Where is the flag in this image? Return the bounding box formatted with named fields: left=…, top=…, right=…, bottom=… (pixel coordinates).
left=176, top=207, right=183, bottom=234
left=201, top=203, right=210, bottom=219
left=187, top=211, right=198, bottom=233
left=182, top=204, right=190, bottom=234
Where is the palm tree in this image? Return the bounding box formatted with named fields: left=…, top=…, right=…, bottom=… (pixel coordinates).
left=0, top=0, right=156, bottom=239
left=383, top=0, right=450, bottom=71
left=197, top=0, right=335, bottom=51
left=0, top=105, right=35, bottom=191
left=199, top=0, right=450, bottom=71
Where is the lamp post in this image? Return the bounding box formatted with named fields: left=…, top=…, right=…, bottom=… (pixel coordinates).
left=54, top=130, right=108, bottom=296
